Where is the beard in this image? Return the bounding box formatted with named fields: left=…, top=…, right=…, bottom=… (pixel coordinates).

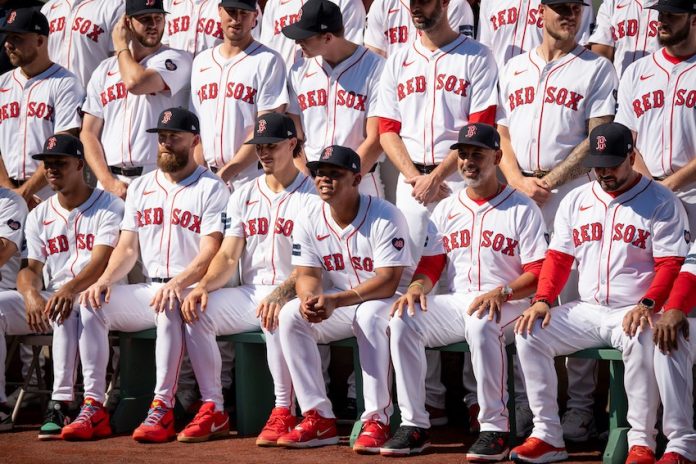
left=658, top=19, right=692, bottom=47
left=133, top=28, right=164, bottom=48
left=413, top=2, right=444, bottom=31
left=7, top=47, right=37, bottom=68
left=157, top=148, right=189, bottom=173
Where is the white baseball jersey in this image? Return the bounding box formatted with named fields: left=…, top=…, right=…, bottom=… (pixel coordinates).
left=288, top=46, right=384, bottom=162
left=477, top=0, right=594, bottom=67
left=82, top=48, right=193, bottom=170
left=121, top=166, right=229, bottom=279
left=588, top=0, right=660, bottom=77
left=190, top=42, right=288, bottom=178
left=497, top=46, right=618, bottom=173
left=41, top=0, right=125, bottom=88
left=422, top=185, right=548, bottom=294
left=291, top=194, right=414, bottom=290
left=25, top=189, right=124, bottom=292
left=0, top=64, right=84, bottom=181
left=225, top=173, right=316, bottom=285
left=550, top=176, right=689, bottom=309
left=259, top=0, right=365, bottom=68
left=163, top=0, right=262, bottom=56
left=615, top=49, right=696, bottom=179
left=375, top=35, right=498, bottom=165
left=0, top=188, right=27, bottom=290
left=363, top=0, right=474, bottom=56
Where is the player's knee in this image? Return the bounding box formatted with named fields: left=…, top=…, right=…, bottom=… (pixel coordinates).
left=465, top=314, right=499, bottom=347
left=278, top=298, right=302, bottom=327
left=388, top=314, right=418, bottom=347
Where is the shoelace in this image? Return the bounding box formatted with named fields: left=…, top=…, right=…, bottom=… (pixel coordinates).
left=296, top=413, right=320, bottom=431
left=143, top=405, right=168, bottom=425
left=74, top=403, right=98, bottom=425
left=266, top=412, right=290, bottom=429
left=43, top=403, right=64, bottom=423
left=189, top=407, right=213, bottom=425
left=362, top=420, right=386, bottom=435
left=631, top=446, right=653, bottom=457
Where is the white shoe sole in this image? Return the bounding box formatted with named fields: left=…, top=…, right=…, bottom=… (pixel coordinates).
left=510, top=450, right=568, bottom=463
left=280, top=436, right=339, bottom=448
left=380, top=442, right=431, bottom=456
left=466, top=448, right=510, bottom=461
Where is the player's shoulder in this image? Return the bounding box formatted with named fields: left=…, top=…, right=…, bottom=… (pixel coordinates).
left=93, top=188, right=125, bottom=211
left=41, top=0, right=60, bottom=15
left=622, top=49, right=660, bottom=77
left=643, top=177, right=682, bottom=204
left=0, top=188, right=28, bottom=214
left=248, top=40, right=285, bottom=62
left=288, top=55, right=312, bottom=77
left=146, top=45, right=193, bottom=68
left=574, top=46, right=615, bottom=70
left=27, top=195, right=52, bottom=221
left=360, top=45, right=386, bottom=67
left=365, top=195, right=403, bottom=222
left=562, top=181, right=595, bottom=210
left=449, top=36, right=492, bottom=57
left=195, top=167, right=228, bottom=191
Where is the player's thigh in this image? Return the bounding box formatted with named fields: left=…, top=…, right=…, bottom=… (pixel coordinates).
left=313, top=304, right=356, bottom=344
left=391, top=293, right=468, bottom=348
left=0, top=290, right=32, bottom=336
left=200, top=285, right=264, bottom=335
left=95, top=283, right=158, bottom=331
left=464, top=296, right=527, bottom=344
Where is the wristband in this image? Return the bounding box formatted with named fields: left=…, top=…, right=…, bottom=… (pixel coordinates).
left=532, top=298, right=552, bottom=308
left=408, top=282, right=424, bottom=291
left=351, top=288, right=364, bottom=303
left=116, top=48, right=130, bottom=58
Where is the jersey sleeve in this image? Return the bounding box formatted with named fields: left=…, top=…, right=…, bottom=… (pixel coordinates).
left=448, top=0, right=474, bottom=38
left=468, top=45, right=499, bottom=115
left=24, top=210, right=44, bottom=263
left=614, top=67, right=637, bottom=131
left=651, top=193, right=691, bottom=259
left=224, top=190, right=246, bottom=238
left=291, top=213, right=321, bottom=268
left=53, top=73, right=85, bottom=132
left=363, top=0, right=386, bottom=51
left=120, top=179, right=142, bottom=232
left=548, top=194, right=576, bottom=256
left=495, top=62, right=511, bottom=126
left=516, top=200, right=549, bottom=265
left=257, top=50, right=289, bottom=112
left=81, top=62, right=107, bottom=119
left=372, top=203, right=414, bottom=268
left=680, top=242, right=696, bottom=275
left=366, top=56, right=385, bottom=118
left=577, top=3, right=595, bottom=46
left=339, top=0, right=366, bottom=44
left=476, top=1, right=492, bottom=45
left=107, top=1, right=126, bottom=52
left=146, top=48, right=193, bottom=96
left=200, top=181, right=230, bottom=236
left=588, top=0, right=615, bottom=47
left=374, top=54, right=401, bottom=121
left=93, top=196, right=125, bottom=248
left=0, top=193, right=28, bottom=252
left=585, top=57, right=618, bottom=119
left=421, top=204, right=446, bottom=257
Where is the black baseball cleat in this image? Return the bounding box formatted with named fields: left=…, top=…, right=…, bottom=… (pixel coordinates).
left=38, top=400, right=73, bottom=440
left=466, top=431, right=510, bottom=462
left=379, top=425, right=430, bottom=456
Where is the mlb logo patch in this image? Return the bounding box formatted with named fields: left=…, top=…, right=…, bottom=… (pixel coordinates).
left=292, top=243, right=301, bottom=256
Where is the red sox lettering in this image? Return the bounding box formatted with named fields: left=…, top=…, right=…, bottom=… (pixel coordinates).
left=99, top=83, right=127, bottom=106
left=397, top=75, right=471, bottom=101
left=169, top=16, right=223, bottom=40
left=135, top=207, right=202, bottom=233
left=488, top=6, right=543, bottom=32
left=49, top=16, right=105, bottom=43
left=0, top=102, right=55, bottom=123
left=384, top=26, right=408, bottom=45
left=243, top=217, right=294, bottom=237
left=442, top=229, right=519, bottom=256
left=631, top=89, right=696, bottom=117
left=321, top=253, right=374, bottom=272
left=297, top=89, right=368, bottom=111
left=572, top=222, right=651, bottom=249
left=274, top=14, right=301, bottom=35
left=508, top=86, right=585, bottom=111
left=196, top=82, right=258, bottom=104
left=611, top=19, right=659, bottom=42
left=42, top=233, right=95, bottom=256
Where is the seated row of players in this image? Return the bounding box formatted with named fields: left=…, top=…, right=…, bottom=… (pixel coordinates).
left=0, top=108, right=694, bottom=464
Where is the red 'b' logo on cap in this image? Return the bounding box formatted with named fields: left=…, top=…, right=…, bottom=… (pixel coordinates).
left=7, top=11, right=16, bottom=23
left=258, top=119, right=267, bottom=133
left=47, top=137, right=57, bottom=150
left=596, top=135, right=606, bottom=151
left=321, top=147, right=333, bottom=160
left=146, top=0, right=156, bottom=6
left=162, top=111, right=172, bottom=124
left=466, top=125, right=477, bottom=138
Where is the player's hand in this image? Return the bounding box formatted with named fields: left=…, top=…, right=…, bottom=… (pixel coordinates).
left=390, top=285, right=427, bottom=318
left=516, top=177, right=551, bottom=206
left=112, top=15, right=131, bottom=50
left=622, top=304, right=654, bottom=338
left=256, top=295, right=286, bottom=332
left=150, top=279, right=184, bottom=313
left=79, top=279, right=112, bottom=309
left=653, top=309, right=689, bottom=354
left=13, top=186, right=41, bottom=210
left=405, top=175, right=450, bottom=205
left=467, top=289, right=505, bottom=323
left=301, top=294, right=336, bottom=322
left=215, top=164, right=238, bottom=183
left=25, top=293, right=51, bottom=333
left=44, top=286, right=77, bottom=325
left=106, top=178, right=128, bottom=200
left=659, top=176, right=678, bottom=192
left=514, top=301, right=552, bottom=335
left=180, top=286, right=208, bottom=324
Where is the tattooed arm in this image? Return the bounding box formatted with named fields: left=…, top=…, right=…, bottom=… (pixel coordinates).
left=256, top=269, right=298, bottom=331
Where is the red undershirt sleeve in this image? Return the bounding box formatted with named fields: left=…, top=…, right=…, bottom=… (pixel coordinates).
left=413, top=253, right=446, bottom=287
left=534, top=250, right=574, bottom=303
left=663, top=271, right=696, bottom=314
left=468, top=105, right=497, bottom=126
left=378, top=117, right=402, bottom=135
left=643, top=256, right=685, bottom=312
left=522, top=259, right=544, bottom=279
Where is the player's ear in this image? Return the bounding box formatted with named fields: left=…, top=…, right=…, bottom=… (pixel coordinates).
left=76, top=159, right=85, bottom=171
left=628, top=149, right=636, bottom=167
left=494, top=149, right=503, bottom=166
left=353, top=173, right=362, bottom=187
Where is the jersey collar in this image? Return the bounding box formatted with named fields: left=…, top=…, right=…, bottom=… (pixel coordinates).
left=530, top=44, right=586, bottom=69
left=321, top=193, right=371, bottom=236
left=457, top=184, right=513, bottom=211
left=591, top=174, right=651, bottom=206
left=257, top=171, right=309, bottom=199
left=313, top=45, right=367, bottom=76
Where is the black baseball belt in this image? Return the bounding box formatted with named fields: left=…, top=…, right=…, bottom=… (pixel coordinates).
left=110, top=165, right=143, bottom=177
left=150, top=277, right=172, bottom=283
left=412, top=163, right=439, bottom=175
left=522, top=170, right=550, bottom=179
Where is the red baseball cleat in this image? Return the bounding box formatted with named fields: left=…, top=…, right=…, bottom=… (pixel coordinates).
left=657, top=452, right=695, bottom=464
left=132, top=400, right=175, bottom=443
left=353, top=420, right=390, bottom=454
left=256, top=407, right=297, bottom=447
left=61, top=398, right=112, bottom=441
left=177, top=402, right=229, bottom=443
left=276, top=409, right=338, bottom=448
left=510, top=437, right=568, bottom=463
left=626, top=445, right=656, bottom=464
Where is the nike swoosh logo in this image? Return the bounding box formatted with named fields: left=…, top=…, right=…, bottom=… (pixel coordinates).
left=316, top=427, right=333, bottom=437
left=514, top=69, right=527, bottom=76
left=200, top=66, right=211, bottom=72
left=579, top=205, right=592, bottom=211
left=173, top=0, right=185, bottom=4
left=639, top=74, right=654, bottom=81
left=210, top=418, right=229, bottom=433
left=144, top=190, right=156, bottom=195
left=246, top=200, right=259, bottom=206
left=316, top=234, right=330, bottom=241
left=43, top=219, right=55, bottom=226
left=107, top=71, right=118, bottom=76
left=402, top=60, right=414, bottom=67
left=447, top=212, right=460, bottom=220
left=616, top=2, right=628, bottom=8
left=0, top=88, right=10, bottom=93
left=51, top=4, right=61, bottom=10
left=280, top=0, right=293, bottom=4
left=388, top=8, right=399, bottom=14
left=305, top=71, right=317, bottom=78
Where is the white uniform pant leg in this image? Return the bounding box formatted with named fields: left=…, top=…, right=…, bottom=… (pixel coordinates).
left=464, top=297, right=526, bottom=432
left=676, top=183, right=696, bottom=240
left=51, top=304, right=81, bottom=402
left=185, top=286, right=262, bottom=411
left=219, top=341, right=235, bottom=390
left=654, top=318, right=696, bottom=460
left=358, top=170, right=385, bottom=199
left=354, top=297, right=394, bottom=424
left=515, top=301, right=609, bottom=448
left=278, top=297, right=354, bottom=418
left=0, top=291, right=34, bottom=403
left=389, top=294, right=467, bottom=429
left=262, top=326, right=294, bottom=409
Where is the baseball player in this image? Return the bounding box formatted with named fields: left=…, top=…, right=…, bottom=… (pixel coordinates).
left=273, top=145, right=413, bottom=453
left=64, top=108, right=229, bottom=442
left=163, top=0, right=262, bottom=55
left=178, top=113, right=316, bottom=444
left=511, top=122, right=690, bottom=464
left=80, top=0, right=193, bottom=200
left=477, top=0, right=594, bottom=67
left=260, top=0, right=365, bottom=67
left=0, top=1, right=43, bottom=76
left=614, top=0, right=696, bottom=238
left=383, top=123, right=547, bottom=459
left=0, top=187, right=28, bottom=432
left=283, top=0, right=385, bottom=198
left=0, top=8, right=84, bottom=205
left=3, top=134, right=123, bottom=441
left=40, top=0, right=125, bottom=88
left=190, top=0, right=288, bottom=191
left=588, top=0, right=660, bottom=77
left=651, top=244, right=696, bottom=464
left=364, top=0, right=474, bottom=58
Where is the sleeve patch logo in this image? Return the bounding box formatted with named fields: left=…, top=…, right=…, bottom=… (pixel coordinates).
left=685, top=230, right=691, bottom=244
left=7, top=219, right=20, bottom=230
left=391, top=237, right=405, bottom=251
left=165, top=59, right=177, bottom=71
left=292, top=243, right=301, bottom=256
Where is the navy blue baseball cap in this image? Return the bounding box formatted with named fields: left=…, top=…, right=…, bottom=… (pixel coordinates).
left=219, top=0, right=257, bottom=12
left=583, top=123, right=634, bottom=169
left=32, top=134, right=84, bottom=160
left=648, top=0, right=696, bottom=13
left=146, top=107, right=200, bottom=134
left=541, top=0, right=590, bottom=6
left=245, top=113, right=297, bottom=144
left=307, top=145, right=361, bottom=174
left=126, top=0, right=168, bottom=16
left=282, top=0, right=343, bottom=40
left=450, top=123, right=501, bottom=151
left=0, top=8, right=49, bottom=36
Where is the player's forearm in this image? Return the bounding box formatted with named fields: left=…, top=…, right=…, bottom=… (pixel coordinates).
left=430, top=150, right=458, bottom=184
left=266, top=270, right=298, bottom=305
left=498, top=125, right=524, bottom=187
left=295, top=273, right=323, bottom=300
left=504, top=271, right=539, bottom=301
left=198, top=252, right=240, bottom=292
left=81, top=132, right=114, bottom=185
left=100, top=245, right=139, bottom=284
left=334, top=268, right=403, bottom=308
left=590, top=43, right=615, bottom=62
left=0, top=156, right=14, bottom=188
left=16, top=267, right=44, bottom=299
left=172, top=235, right=223, bottom=289
left=20, top=167, right=48, bottom=197
left=193, top=143, right=206, bottom=166
left=632, top=149, right=652, bottom=178
left=62, top=247, right=113, bottom=294
left=0, top=239, right=17, bottom=268
left=117, top=52, right=160, bottom=95
left=356, top=119, right=383, bottom=175
left=665, top=158, right=696, bottom=191
left=380, top=132, right=420, bottom=178
left=220, top=143, right=258, bottom=183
